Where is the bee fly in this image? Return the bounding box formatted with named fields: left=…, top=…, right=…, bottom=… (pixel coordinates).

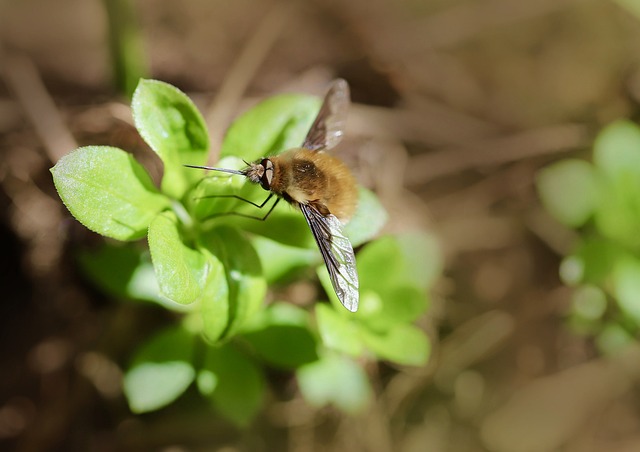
left=185, top=79, right=359, bottom=312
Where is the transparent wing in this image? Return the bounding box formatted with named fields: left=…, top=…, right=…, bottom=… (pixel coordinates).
left=300, top=202, right=359, bottom=312
left=301, top=78, right=350, bottom=152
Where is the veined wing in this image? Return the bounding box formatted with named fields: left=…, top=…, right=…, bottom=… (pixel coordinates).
left=301, top=79, right=350, bottom=152
left=300, top=202, right=359, bottom=312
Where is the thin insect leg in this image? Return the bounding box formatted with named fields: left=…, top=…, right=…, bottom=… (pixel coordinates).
left=196, top=193, right=273, bottom=209
left=202, top=197, right=281, bottom=222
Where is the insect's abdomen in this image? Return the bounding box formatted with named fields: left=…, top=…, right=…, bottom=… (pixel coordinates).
left=271, top=148, right=357, bottom=221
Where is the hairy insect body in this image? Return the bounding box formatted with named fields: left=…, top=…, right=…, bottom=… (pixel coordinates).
left=186, top=78, right=361, bottom=311
left=270, top=148, right=357, bottom=221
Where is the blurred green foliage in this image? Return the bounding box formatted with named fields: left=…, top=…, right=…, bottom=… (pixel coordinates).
left=51, top=80, right=439, bottom=423
left=103, top=0, right=149, bottom=97
left=537, top=119, right=640, bottom=353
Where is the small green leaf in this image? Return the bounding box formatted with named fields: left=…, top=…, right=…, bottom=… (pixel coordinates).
left=536, top=159, right=598, bottom=227
left=242, top=303, right=318, bottom=369
left=596, top=322, right=634, bottom=355
left=124, top=326, right=196, bottom=413
left=202, top=227, right=266, bottom=339
left=358, top=233, right=441, bottom=293
left=244, top=325, right=318, bottom=369
left=560, top=239, right=625, bottom=286
left=132, top=79, right=209, bottom=199
left=315, top=304, right=364, bottom=356
left=297, top=353, right=372, bottom=414
left=51, top=146, right=170, bottom=241
left=244, top=301, right=310, bottom=329
left=328, top=234, right=436, bottom=329
left=220, top=94, right=320, bottom=161
left=199, top=345, right=265, bottom=426
left=612, top=257, right=640, bottom=325
left=344, top=187, right=388, bottom=247
left=360, top=323, right=430, bottom=366
left=148, top=212, right=206, bottom=304
left=77, top=242, right=146, bottom=300
left=592, top=120, right=640, bottom=248
left=593, top=120, right=640, bottom=178
left=593, top=179, right=640, bottom=249
left=237, top=203, right=314, bottom=248
left=126, top=255, right=181, bottom=308
left=592, top=169, right=640, bottom=250
left=197, top=247, right=230, bottom=343
left=252, top=236, right=317, bottom=283
left=361, top=285, right=428, bottom=331
left=77, top=242, right=188, bottom=310
left=187, top=156, right=257, bottom=222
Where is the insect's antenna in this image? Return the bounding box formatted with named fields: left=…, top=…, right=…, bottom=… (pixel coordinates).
left=183, top=164, right=246, bottom=176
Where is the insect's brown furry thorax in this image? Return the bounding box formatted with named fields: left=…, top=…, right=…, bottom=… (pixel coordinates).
left=263, top=148, right=357, bottom=222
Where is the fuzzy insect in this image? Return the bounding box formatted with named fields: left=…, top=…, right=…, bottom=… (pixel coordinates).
left=186, top=79, right=359, bottom=311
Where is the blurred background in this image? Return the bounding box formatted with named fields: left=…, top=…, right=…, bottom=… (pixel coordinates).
left=3, top=0, right=640, bottom=451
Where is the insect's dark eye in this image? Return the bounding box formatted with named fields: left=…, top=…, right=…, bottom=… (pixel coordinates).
left=260, top=159, right=273, bottom=190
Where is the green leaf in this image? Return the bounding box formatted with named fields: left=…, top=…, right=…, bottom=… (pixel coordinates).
left=315, top=304, right=364, bottom=356
left=199, top=345, right=265, bottom=426
left=245, top=301, right=311, bottom=328
left=592, top=120, right=640, bottom=249
left=596, top=322, right=634, bottom=355
left=331, top=233, right=437, bottom=329
left=317, top=265, right=427, bottom=332
left=220, top=94, right=320, bottom=161
left=196, top=247, right=230, bottom=343
left=593, top=178, right=640, bottom=249
left=77, top=242, right=145, bottom=299
left=358, top=233, right=441, bottom=292
left=242, top=303, right=318, bottom=369
left=201, top=227, right=266, bottom=339
left=148, top=212, right=206, bottom=304
left=124, top=326, right=196, bottom=413
left=132, top=79, right=209, bottom=199
left=536, top=159, right=598, bottom=227
left=360, top=323, right=430, bottom=366
left=187, top=156, right=258, bottom=222
left=77, top=242, right=187, bottom=310
left=344, top=187, right=388, bottom=247
left=593, top=120, right=640, bottom=177
left=236, top=203, right=314, bottom=248
left=560, top=239, right=625, bottom=286
left=360, top=285, right=428, bottom=332
left=51, top=146, right=170, bottom=241
left=252, top=236, right=317, bottom=283
left=612, top=257, right=640, bottom=326
left=297, top=353, right=372, bottom=415
left=103, top=0, right=148, bottom=97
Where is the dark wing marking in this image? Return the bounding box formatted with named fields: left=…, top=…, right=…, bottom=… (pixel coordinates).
left=301, top=78, right=350, bottom=152
left=300, top=202, right=359, bottom=312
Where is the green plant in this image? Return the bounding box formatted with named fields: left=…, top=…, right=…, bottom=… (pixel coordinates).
left=537, top=119, right=640, bottom=353
left=51, top=79, right=439, bottom=423
left=103, top=0, right=148, bottom=97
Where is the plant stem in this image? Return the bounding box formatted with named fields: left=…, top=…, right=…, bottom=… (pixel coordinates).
left=103, top=0, right=149, bottom=98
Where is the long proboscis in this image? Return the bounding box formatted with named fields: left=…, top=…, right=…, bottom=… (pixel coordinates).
left=183, top=164, right=245, bottom=176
